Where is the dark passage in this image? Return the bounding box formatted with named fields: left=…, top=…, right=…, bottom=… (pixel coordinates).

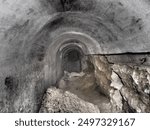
left=63, top=49, right=82, bottom=72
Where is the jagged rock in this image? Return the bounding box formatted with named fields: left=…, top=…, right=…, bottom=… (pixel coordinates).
left=110, top=71, right=123, bottom=90
left=89, top=55, right=150, bottom=113
left=89, top=56, right=112, bottom=97
left=112, top=64, right=150, bottom=112
left=39, top=88, right=100, bottom=113
left=109, top=89, right=123, bottom=112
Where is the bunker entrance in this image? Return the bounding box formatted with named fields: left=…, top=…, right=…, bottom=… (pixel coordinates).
left=63, top=49, right=82, bottom=73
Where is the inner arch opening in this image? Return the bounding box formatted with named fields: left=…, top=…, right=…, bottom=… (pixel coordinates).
left=62, top=48, right=83, bottom=73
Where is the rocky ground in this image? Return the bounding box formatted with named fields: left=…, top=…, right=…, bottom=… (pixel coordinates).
left=39, top=88, right=100, bottom=113
left=40, top=56, right=150, bottom=113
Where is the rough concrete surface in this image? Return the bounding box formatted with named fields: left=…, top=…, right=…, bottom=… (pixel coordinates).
left=0, top=0, right=150, bottom=112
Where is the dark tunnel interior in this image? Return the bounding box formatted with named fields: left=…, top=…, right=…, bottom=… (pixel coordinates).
left=62, top=49, right=82, bottom=73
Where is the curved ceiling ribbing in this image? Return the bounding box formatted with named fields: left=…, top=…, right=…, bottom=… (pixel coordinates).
left=28, top=11, right=147, bottom=62
left=1, top=0, right=150, bottom=65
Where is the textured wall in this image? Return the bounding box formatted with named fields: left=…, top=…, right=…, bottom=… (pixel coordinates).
left=0, top=0, right=150, bottom=112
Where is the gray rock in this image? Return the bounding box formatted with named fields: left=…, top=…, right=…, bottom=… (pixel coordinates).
left=39, top=88, right=100, bottom=113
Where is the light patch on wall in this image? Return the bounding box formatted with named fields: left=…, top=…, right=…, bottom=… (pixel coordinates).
left=110, top=71, right=123, bottom=90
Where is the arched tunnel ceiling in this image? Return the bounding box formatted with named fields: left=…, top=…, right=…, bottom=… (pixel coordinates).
left=0, top=0, right=150, bottom=113
left=0, top=0, right=150, bottom=64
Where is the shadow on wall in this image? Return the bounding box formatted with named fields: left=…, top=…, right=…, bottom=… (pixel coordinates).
left=42, top=0, right=95, bottom=12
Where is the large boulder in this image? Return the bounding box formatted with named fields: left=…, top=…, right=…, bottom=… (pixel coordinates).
left=39, top=88, right=100, bottom=113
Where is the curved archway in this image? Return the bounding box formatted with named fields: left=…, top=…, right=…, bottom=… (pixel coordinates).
left=44, top=31, right=100, bottom=85
left=56, top=41, right=86, bottom=81
left=61, top=44, right=84, bottom=73
left=64, top=50, right=81, bottom=72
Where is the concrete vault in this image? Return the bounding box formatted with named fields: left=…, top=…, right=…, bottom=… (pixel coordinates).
left=43, top=31, right=101, bottom=84
left=0, top=0, right=150, bottom=112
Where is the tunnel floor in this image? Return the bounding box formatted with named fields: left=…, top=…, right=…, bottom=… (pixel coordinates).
left=58, top=65, right=111, bottom=112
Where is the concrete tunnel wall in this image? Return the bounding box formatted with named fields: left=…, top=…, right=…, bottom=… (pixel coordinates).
left=44, top=31, right=101, bottom=85
left=0, top=0, right=150, bottom=112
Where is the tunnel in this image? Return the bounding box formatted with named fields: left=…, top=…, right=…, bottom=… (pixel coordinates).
left=63, top=49, right=82, bottom=72
left=62, top=45, right=83, bottom=73
left=1, top=0, right=150, bottom=113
